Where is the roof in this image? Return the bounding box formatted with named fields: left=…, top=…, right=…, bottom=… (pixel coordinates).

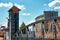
left=44, top=11, right=58, bottom=13
left=26, top=17, right=60, bottom=27
left=35, top=15, right=44, bottom=19
left=1, top=28, right=9, bottom=31
left=8, top=6, right=20, bottom=13
left=35, top=11, right=58, bottom=20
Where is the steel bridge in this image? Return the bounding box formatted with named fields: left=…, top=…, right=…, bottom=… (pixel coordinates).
left=24, top=17, right=60, bottom=40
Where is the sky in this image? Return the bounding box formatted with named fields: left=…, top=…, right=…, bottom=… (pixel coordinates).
left=0, top=0, right=60, bottom=27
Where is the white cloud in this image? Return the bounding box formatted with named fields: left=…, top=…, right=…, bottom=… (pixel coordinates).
left=54, top=6, right=60, bottom=9
left=22, top=13, right=30, bottom=16
left=0, top=2, right=13, bottom=8
left=0, top=2, right=26, bottom=10
left=48, top=0, right=60, bottom=9
left=15, top=3, right=26, bottom=10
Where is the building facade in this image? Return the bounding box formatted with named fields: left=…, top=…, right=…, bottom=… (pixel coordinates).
left=0, top=26, right=7, bottom=40
left=8, top=6, right=20, bottom=40
left=35, top=11, right=60, bottom=39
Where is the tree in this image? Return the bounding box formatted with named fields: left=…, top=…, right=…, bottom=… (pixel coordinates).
left=20, top=22, right=26, bottom=34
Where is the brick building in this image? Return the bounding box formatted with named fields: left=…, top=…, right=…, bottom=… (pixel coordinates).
left=35, top=11, right=60, bottom=39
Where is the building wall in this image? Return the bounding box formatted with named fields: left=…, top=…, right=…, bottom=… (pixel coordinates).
left=0, top=30, right=4, bottom=40
left=44, top=11, right=58, bottom=19
left=56, top=20, right=60, bottom=39
left=44, top=20, right=54, bottom=39
left=35, top=19, right=60, bottom=39
left=35, top=11, right=60, bottom=39
left=8, top=9, right=19, bottom=40
left=35, top=23, right=42, bottom=38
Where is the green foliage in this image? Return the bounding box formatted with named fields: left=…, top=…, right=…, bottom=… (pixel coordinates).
left=20, top=22, right=26, bottom=34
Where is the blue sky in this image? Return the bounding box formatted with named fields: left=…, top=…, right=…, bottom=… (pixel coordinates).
left=0, top=0, right=60, bottom=27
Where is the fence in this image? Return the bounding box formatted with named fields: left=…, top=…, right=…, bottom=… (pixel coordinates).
left=17, top=34, right=60, bottom=40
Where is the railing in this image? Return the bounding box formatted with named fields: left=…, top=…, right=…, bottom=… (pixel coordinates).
left=18, top=34, right=59, bottom=40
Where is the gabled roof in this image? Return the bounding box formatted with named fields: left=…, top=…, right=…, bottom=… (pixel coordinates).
left=8, top=6, right=20, bottom=13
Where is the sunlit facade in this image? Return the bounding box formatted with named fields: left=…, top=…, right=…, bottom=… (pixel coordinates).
left=35, top=11, right=60, bottom=39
